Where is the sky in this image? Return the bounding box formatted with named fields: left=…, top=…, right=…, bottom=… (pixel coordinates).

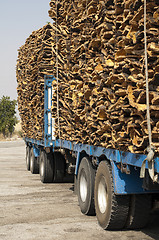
left=0, top=0, right=52, bottom=103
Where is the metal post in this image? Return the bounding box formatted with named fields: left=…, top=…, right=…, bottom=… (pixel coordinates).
left=44, top=75, right=56, bottom=147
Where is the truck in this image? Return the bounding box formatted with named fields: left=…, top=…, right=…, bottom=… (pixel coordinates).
left=24, top=75, right=159, bottom=231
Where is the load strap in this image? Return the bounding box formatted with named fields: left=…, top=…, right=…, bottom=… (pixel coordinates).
left=140, top=0, right=158, bottom=183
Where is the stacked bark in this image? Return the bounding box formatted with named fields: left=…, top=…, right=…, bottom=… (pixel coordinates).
left=49, top=0, right=159, bottom=154
left=16, top=23, right=67, bottom=139
left=16, top=0, right=159, bottom=154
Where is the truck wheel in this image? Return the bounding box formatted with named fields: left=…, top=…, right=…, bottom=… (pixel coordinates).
left=77, top=157, right=96, bottom=216
left=125, top=194, right=152, bottom=229
left=40, top=150, right=53, bottom=183
left=94, top=161, right=129, bottom=230
left=30, top=148, right=39, bottom=174
left=53, top=152, right=65, bottom=182
left=26, top=146, right=31, bottom=171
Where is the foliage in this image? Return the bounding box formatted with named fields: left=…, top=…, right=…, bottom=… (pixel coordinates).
left=0, top=96, right=17, bottom=137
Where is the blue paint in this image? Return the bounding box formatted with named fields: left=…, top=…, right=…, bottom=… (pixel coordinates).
left=25, top=135, right=159, bottom=175
left=33, top=145, right=40, bottom=158
left=25, top=137, right=44, bottom=146
left=75, top=151, right=81, bottom=176
left=111, top=161, right=154, bottom=194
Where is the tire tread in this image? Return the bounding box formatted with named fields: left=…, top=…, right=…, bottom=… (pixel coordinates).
left=95, top=161, right=129, bottom=230
left=125, top=194, right=151, bottom=229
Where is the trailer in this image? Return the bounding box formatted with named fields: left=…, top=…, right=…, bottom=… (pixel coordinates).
left=24, top=75, right=159, bottom=230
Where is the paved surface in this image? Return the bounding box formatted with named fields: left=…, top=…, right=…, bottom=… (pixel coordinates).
left=0, top=140, right=159, bottom=240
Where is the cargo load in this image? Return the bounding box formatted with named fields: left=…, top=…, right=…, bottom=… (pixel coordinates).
left=17, top=0, right=159, bottom=154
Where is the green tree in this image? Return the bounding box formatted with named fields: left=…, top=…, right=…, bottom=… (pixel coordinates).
left=0, top=96, right=17, bottom=137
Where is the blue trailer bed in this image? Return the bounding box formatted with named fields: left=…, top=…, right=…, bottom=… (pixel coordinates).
left=24, top=75, right=159, bottom=230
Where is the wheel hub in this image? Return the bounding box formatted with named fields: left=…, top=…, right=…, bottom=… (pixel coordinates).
left=80, top=171, right=87, bottom=202
left=40, top=159, right=44, bottom=177
left=98, top=176, right=107, bottom=214
left=30, top=155, right=33, bottom=169
left=26, top=153, right=29, bottom=165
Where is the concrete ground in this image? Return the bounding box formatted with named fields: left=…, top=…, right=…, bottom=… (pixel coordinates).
left=0, top=140, right=159, bottom=240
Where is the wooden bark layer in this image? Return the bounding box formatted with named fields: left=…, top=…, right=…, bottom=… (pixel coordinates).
left=16, top=23, right=67, bottom=139
left=49, top=0, right=159, bottom=154
left=17, top=0, right=159, bottom=155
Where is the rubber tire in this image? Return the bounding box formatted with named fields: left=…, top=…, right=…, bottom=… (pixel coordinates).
left=53, top=152, right=65, bottom=182
left=30, top=148, right=39, bottom=174
left=77, top=157, right=96, bottom=216
left=125, top=194, right=152, bottom=229
left=26, top=146, right=31, bottom=171
left=40, top=150, right=53, bottom=183
left=94, top=161, right=129, bottom=230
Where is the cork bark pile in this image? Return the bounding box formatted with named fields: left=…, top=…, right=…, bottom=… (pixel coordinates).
left=49, top=0, right=159, bottom=154
left=16, top=24, right=67, bottom=139
left=17, top=0, right=159, bottom=154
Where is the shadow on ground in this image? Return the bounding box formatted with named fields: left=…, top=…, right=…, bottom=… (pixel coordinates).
left=142, top=210, right=159, bottom=240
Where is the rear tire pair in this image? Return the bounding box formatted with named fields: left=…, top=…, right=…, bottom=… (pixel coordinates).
left=39, top=151, right=65, bottom=183
left=26, top=146, right=39, bottom=174
left=26, top=147, right=66, bottom=183
left=77, top=158, right=152, bottom=230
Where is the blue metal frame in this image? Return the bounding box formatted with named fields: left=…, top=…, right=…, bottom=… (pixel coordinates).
left=24, top=75, right=159, bottom=195
left=44, top=75, right=56, bottom=147
left=33, top=145, right=40, bottom=158
left=111, top=162, right=148, bottom=194
left=52, top=139, right=159, bottom=175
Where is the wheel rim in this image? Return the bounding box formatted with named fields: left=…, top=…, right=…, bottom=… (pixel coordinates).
left=80, top=170, right=87, bottom=202
left=98, top=176, right=107, bottom=214
left=30, top=153, right=33, bottom=170
left=40, top=157, right=44, bottom=177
